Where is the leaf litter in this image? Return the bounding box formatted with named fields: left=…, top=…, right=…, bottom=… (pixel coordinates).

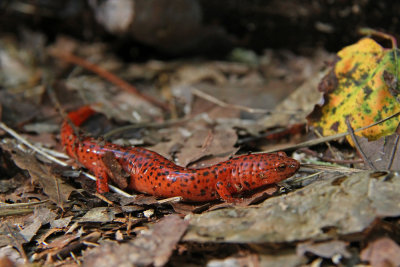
left=0, top=28, right=400, bottom=267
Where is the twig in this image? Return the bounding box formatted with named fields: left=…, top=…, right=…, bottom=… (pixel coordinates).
left=0, top=121, right=134, bottom=198
left=359, top=28, right=397, bottom=49
left=300, top=163, right=364, bottom=173
left=387, top=123, right=400, bottom=169
left=103, top=115, right=192, bottom=139
left=0, top=121, right=68, bottom=167
left=49, top=50, right=169, bottom=111
left=191, top=88, right=298, bottom=114
left=298, top=148, right=364, bottom=164
left=94, top=192, right=114, bottom=205
left=313, top=128, right=341, bottom=161
left=258, top=111, right=400, bottom=153
left=5, top=223, right=28, bottom=263
left=345, top=117, right=376, bottom=169
left=288, top=171, right=323, bottom=184
left=156, top=196, right=183, bottom=204
left=0, top=200, right=49, bottom=208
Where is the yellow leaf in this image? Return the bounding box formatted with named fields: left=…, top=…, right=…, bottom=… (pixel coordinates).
left=308, top=37, right=400, bottom=144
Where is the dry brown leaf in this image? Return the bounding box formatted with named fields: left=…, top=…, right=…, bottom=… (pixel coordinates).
left=35, top=232, right=101, bottom=263
left=1, top=143, right=76, bottom=206
left=0, top=246, right=23, bottom=267
left=83, top=215, right=188, bottom=267
left=176, top=126, right=238, bottom=167
left=360, top=237, right=400, bottom=267
left=0, top=224, right=25, bottom=247
left=19, top=207, right=57, bottom=242
left=296, top=240, right=350, bottom=259
left=355, top=130, right=400, bottom=170
left=184, top=171, right=400, bottom=243
left=79, top=207, right=116, bottom=223
left=208, top=253, right=306, bottom=267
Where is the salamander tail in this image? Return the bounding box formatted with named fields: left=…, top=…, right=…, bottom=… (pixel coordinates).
left=66, top=105, right=96, bottom=126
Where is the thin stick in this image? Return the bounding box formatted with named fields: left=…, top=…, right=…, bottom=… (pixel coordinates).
left=359, top=28, right=397, bottom=48
left=387, top=124, right=400, bottom=169
left=5, top=223, right=28, bottom=263
left=191, top=88, right=298, bottom=114
left=298, top=148, right=364, bottom=164
left=49, top=51, right=169, bottom=111
left=345, top=117, right=376, bottom=170
left=0, top=121, right=68, bottom=167
left=300, top=163, right=364, bottom=173
left=103, top=115, right=192, bottom=139
left=0, top=122, right=134, bottom=198
left=258, top=111, right=400, bottom=153
left=0, top=200, right=49, bottom=208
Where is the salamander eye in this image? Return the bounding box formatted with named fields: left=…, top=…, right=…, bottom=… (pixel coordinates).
left=277, top=151, right=287, bottom=157
left=276, top=163, right=286, bottom=171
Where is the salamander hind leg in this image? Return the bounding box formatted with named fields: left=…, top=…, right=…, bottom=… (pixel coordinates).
left=93, top=168, right=110, bottom=193
left=216, top=181, right=241, bottom=203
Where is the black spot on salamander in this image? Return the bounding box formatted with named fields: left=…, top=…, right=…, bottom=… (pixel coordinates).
left=200, top=189, right=206, bottom=196
left=158, top=182, right=161, bottom=186
left=244, top=181, right=250, bottom=187
left=190, top=176, right=195, bottom=181
left=203, top=171, right=209, bottom=176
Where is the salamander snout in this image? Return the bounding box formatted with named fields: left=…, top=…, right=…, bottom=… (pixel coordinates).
left=273, top=157, right=300, bottom=176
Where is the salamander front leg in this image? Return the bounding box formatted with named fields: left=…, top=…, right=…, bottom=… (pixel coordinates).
left=216, top=181, right=241, bottom=203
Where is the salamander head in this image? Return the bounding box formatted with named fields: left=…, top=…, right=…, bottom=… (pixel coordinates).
left=237, top=152, right=300, bottom=191
left=258, top=153, right=300, bottom=184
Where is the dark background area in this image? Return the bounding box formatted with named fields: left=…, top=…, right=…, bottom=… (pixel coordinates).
left=0, top=0, right=399, bottom=58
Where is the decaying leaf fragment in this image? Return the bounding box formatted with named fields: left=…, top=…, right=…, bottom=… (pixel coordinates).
left=83, top=215, right=188, bottom=267
left=184, top=171, right=400, bottom=243
left=308, top=36, right=400, bottom=143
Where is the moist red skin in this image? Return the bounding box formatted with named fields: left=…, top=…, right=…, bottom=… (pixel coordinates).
left=61, top=106, right=300, bottom=202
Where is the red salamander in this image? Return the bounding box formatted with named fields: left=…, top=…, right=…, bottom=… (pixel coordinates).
left=61, top=106, right=300, bottom=202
